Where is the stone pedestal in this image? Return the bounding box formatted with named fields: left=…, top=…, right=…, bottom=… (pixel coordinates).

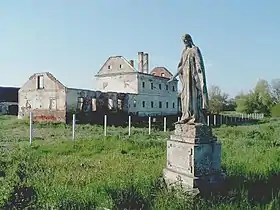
left=163, top=123, right=224, bottom=194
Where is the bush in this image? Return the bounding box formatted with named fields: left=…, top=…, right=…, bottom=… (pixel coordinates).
left=271, top=103, right=280, bottom=117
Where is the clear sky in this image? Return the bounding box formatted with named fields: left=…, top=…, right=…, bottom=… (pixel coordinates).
left=1, top=0, right=279, bottom=97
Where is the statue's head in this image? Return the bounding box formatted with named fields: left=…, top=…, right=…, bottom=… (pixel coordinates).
left=182, top=34, right=194, bottom=47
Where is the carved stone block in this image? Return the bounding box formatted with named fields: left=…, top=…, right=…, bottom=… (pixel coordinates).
left=166, top=140, right=222, bottom=177
left=174, top=123, right=213, bottom=140
left=163, top=123, right=224, bottom=193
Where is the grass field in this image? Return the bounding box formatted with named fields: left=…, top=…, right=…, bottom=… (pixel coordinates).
left=1, top=115, right=280, bottom=209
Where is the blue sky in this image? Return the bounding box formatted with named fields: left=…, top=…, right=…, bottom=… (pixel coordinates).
left=1, top=0, right=279, bottom=97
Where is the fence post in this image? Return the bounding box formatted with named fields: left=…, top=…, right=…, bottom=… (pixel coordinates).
left=104, top=115, right=107, bottom=137
left=148, top=117, right=151, bottom=135
left=207, top=115, right=210, bottom=126
left=29, top=111, right=33, bottom=145
left=72, top=114, right=75, bottom=140
left=164, top=117, right=167, bottom=132
left=214, top=115, right=216, bottom=126
left=128, top=115, right=131, bottom=136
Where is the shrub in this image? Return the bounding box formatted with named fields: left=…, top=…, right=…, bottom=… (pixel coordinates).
left=271, top=103, right=280, bottom=117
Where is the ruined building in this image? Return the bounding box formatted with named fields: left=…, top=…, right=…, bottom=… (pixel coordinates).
left=94, top=52, right=179, bottom=116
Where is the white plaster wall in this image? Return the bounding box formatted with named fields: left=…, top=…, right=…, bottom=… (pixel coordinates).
left=127, top=94, right=178, bottom=116
left=138, top=74, right=178, bottom=96
left=94, top=73, right=138, bottom=94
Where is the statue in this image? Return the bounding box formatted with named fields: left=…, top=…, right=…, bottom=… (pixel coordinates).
left=168, top=34, right=209, bottom=125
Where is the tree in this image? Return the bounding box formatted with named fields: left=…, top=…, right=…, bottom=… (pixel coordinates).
left=208, top=85, right=228, bottom=114
left=271, top=79, right=280, bottom=104
left=235, top=79, right=273, bottom=116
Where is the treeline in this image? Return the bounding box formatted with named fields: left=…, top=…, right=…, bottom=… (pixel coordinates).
left=208, top=78, right=280, bottom=117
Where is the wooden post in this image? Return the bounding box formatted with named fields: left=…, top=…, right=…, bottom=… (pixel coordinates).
left=128, top=116, right=131, bottom=136
left=72, top=114, right=76, bottom=140
left=214, top=115, right=216, bottom=126
left=104, top=115, right=107, bottom=137
left=148, top=117, right=151, bottom=135
left=29, top=111, right=33, bottom=145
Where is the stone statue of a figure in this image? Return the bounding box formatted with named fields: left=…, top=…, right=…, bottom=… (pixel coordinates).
left=168, top=34, right=209, bottom=125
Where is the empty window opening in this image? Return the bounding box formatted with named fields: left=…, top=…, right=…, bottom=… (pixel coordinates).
left=37, top=75, right=44, bottom=89
left=119, top=64, right=123, bottom=68
left=77, top=97, right=84, bottom=110
left=142, top=82, right=145, bottom=88
left=166, top=102, right=169, bottom=108
left=108, top=65, right=111, bottom=69
left=151, top=83, right=154, bottom=89
left=142, top=101, right=145, bottom=108
left=49, top=98, right=57, bottom=110
left=173, top=102, right=175, bottom=108
left=166, top=85, right=168, bottom=90
left=172, top=86, right=175, bottom=91
left=151, top=101, right=154, bottom=108
left=159, top=101, right=162, bottom=108
left=159, top=84, right=162, bottom=90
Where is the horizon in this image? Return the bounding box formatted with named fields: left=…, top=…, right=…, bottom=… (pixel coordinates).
left=1, top=1, right=279, bottom=98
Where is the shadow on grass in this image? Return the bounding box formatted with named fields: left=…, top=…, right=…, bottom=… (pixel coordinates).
left=199, top=170, right=280, bottom=206
left=3, top=186, right=37, bottom=209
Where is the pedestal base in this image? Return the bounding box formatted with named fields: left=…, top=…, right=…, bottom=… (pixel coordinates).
left=163, top=123, right=225, bottom=195
left=163, top=168, right=225, bottom=195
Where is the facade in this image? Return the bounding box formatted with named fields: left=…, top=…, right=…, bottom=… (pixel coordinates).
left=0, top=86, right=19, bottom=115
left=94, top=52, right=179, bottom=116
left=18, top=72, right=128, bottom=122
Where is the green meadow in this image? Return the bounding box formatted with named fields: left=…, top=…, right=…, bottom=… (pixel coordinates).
left=1, top=115, right=280, bottom=209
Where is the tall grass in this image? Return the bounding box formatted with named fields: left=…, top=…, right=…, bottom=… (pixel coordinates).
left=1, top=115, right=280, bottom=209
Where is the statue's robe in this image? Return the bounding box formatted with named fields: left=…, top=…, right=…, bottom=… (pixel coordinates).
left=178, top=45, right=209, bottom=124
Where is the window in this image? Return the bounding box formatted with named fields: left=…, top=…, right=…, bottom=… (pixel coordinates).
left=166, top=102, right=168, bottom=108
left=172, top=86, right=175, bottom=91
left=108, top=65, right=111, bottom=69
left=151, top=83, right=154, bottom=89
left=142, top=82, right=145, bottom=88
left=142, top=101, right=145, bottom=108
left=173, top=102, right=175, bottom=108
left=159, top=101, right=162, bottom=108
left=161, top=73, right=165, bottom=77
left=49, top=98, right=57, bottom=110
left=166, top=85, right=168, bottom=90
left=119, top=64, right=123, bottom=68
left=92, top=98, right=97, bottom=111
left=159, top=84, right=162, bottom=90
left=37, top=75, right=44, bottom=89
left=151, top=101, right=154, bottom=108
left=77, top=97, right=84, bottom=110
left=133, top=100, right=137, bottom=107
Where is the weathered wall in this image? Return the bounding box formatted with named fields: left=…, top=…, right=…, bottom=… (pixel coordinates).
left=0, top=102, right=18, bottom=115
left=150, top=67, right=173, bottom=79
left=18, top=73, right=67, bottom=122
left=95, top=73, right=139, bottom=94
left=95, top=56, right=139, bottom=94
left=66, top=88, right=96, bottom=113
left=97, top=56, right=135, bottom=76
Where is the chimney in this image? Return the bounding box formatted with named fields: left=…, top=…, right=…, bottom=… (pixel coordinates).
left=129, top=60, right=134, bottom=67
left=138, top=52, right=144, bottom=72
left=143, top=53, right=149, bottom=74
